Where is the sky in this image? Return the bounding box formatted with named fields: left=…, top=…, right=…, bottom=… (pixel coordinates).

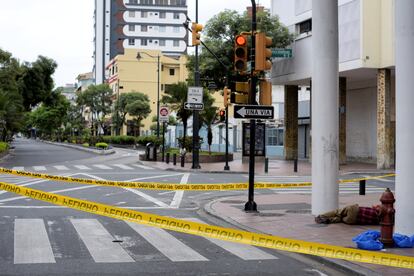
left=0, top=0, right=270, bottom=87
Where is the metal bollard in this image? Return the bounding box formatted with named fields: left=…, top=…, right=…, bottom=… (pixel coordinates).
left=180, top=155, right=185, bottom=167
left=294, top=158, right=298, bottom=173
left=359, top=180, right=366, bottom=195
left=379, top=188, right=395, bottom=247
left=264, top=158, right=268, bottom=173
left=166, top=153, right=170, bottom=164
left=173, top=153, right=177, bottom=166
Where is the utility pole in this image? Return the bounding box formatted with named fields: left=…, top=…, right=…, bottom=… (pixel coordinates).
left=244, top=0, right=258, bottom=212
left=192, top=0, right=201, bottom=169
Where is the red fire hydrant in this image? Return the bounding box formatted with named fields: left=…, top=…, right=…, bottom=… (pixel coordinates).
left=379, top=188, right=395, bottom=247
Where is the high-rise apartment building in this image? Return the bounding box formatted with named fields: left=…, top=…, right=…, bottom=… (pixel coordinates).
left=93, top=0, right=188, bottom=84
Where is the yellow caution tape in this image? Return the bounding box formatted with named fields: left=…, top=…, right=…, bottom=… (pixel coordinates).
left=339, top=173, right=396, bottom=183
left=0, top=167, right=395, bottom=191
left=0, top=181, right=412, bottom=269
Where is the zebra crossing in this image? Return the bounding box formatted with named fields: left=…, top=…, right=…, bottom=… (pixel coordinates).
left=10, top=163, right=154, bottom=172
left=8, top=217, right=278, bottom=264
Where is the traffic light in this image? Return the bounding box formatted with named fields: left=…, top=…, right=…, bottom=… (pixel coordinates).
left=230, top=81, right=249, bottom=104
left=255, top=32, right=272, bottom=71
left=234, top=34, right=248, bottom=73
left=259, top=80, right=272, bottom=105
left=223, top=86, right=230, bottom=107
left=192, top=22, right=203, bottom=46
left=219, top=109, right=226, bottom=122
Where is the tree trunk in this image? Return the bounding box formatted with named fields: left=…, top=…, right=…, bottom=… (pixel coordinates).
left=182, top=117, right=187, bottom=149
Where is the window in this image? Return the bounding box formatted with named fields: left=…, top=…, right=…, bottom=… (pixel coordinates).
left=141, top=25, right=148, bottom=32
left=159, top=12, right=166, bottom=18
left=173, top=40, right=179, bottom=47
left=129, top=0, right=138, bottom=4
left=298, top=19, right=312, bottom=34
left=173, top=26, right=180, bottom=33
left=128, top=39, right=135, bottom=45
left=141, top=39, right=148, bottom=46
left=266, top=128, right=284, bottom=146
left=141, top=11, right=148, bottom=18
left=141, top=0, right=153, bottom=4
left=165, top=84, right=172, bottom=92
left=159, top=39, right=166, bottom=46
left=159, top=26, right=166, bottom=32
left=155, top=0, right=168, bottom=4
left=169, top=68, right=175, bottom=76
left=128, top=25, right=135, bottom=32
left=173, top=12, right=180, bottom=19
left=129, top=11, right=135, bottom=17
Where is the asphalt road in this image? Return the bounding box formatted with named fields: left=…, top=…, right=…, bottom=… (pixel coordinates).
left=0, top=138, right=389, bottom=275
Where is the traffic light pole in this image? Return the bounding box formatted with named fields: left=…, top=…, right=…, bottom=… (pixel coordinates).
left=245, top=0, right=258, bottom=212
left=192, top=0, right=201, bottom=169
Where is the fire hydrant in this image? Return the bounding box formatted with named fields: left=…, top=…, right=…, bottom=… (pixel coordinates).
left=379, top=188, right=395, bottom=247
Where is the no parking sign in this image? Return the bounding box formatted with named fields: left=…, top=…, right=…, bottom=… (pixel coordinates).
left=159, top=107, right=169, bottom=122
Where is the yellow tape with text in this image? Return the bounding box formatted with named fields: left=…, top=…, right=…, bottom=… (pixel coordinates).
left=0, top=180, right=412, bottom=270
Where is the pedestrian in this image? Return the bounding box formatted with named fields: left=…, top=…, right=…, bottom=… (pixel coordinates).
left=315, top=204, right=381, bottom=225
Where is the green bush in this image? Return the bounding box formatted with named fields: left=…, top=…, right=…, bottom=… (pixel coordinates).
left=82, top=143, right=89, bottom=147
left=136, top=135, right=161, bottom=147
left=120, top=135, right=136, bottom=145
left=177, top=136, right=203, bottom=153
left=0, top=142, right=8, bottom=153
left=95, top=142, right=108, bottom=149
left=101, top=135, right=136, bottom=145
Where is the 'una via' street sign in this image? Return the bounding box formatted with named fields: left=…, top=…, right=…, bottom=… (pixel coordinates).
left=234, top=105, right=274, bottom=119
left=184, top=102, right=204, bottom=110
left=271, top=48, right=293, bottom=58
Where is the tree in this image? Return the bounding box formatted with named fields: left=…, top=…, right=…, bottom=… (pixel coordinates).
left=125, top=94, right=151, bottom=136
left=201, top=105, right=218, bottom=154
left=112, top=92, right=148, bottom=135
left=187, top=9, right=293, bottom=88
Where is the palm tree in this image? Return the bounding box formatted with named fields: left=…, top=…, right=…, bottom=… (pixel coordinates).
left=201, top=105, right=218, bottom=154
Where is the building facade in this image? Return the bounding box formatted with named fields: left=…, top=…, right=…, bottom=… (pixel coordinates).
left=271, top=0, right=395, bottom=168
left=93, top=0, right=188, bottom=85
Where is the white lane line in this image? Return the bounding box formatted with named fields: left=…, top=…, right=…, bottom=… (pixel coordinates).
left=126, top=221, right=208, bottom=262
left=185, top=218, right=278, bottom=260
left=169, top=173, right=189, bottom=208
left=14, top=219, right=56, bottom=264
left=0, top=178, right=65, bottom=196
left=54, top=165, right=69, bottom=170
left=12, top=167, right=24, bottom=171
left=33, top=166, right=47, bottom=171
left=127, top=173, right=183, bottom=182
left=71, top=219, right=134, bottom=263
left=74, top=165, right=91, bottom=170
left=124, top=188, right=169, bottom=207
left=362, top=175, right=394, bottom=183
left=131, top=164, right=154, bottom=170
left=112, top=164, right=134, bottom=170
left=93, top=164, right=113, bottom=170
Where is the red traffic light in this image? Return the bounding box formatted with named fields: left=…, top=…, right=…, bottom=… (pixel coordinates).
left=219, top=110, right=225, bottom=116
left=235, top=35, right=247, bottom=46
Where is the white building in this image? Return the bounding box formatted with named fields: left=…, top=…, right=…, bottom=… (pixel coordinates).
left=93, top=0, right=188, bottom=84
left=271, top=0, right=395, bottom=169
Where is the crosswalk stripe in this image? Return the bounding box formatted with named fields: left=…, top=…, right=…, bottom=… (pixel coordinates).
left=33, top=166, right=46, bottom=171
left=113, top=164, right=134, bottom=170
left=12, top=166, right=24, bottom=171
left=71, top=219, right=134, bottom=263
left=126, top=221, right=208, bottom=262
left=54, top=165, right=69, bottom=170
left=132, top=164, right=154, bottom=170
left=92, top=164, right=113, bottom=170
left=74, top=165, right=91, bottom=170
left=14, top=219, right=55, bottom=264
left=186, top=218, right=278, bottom=260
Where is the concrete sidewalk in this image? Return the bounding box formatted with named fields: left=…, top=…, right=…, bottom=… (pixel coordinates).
left=204, top=192, right=414, bottom=275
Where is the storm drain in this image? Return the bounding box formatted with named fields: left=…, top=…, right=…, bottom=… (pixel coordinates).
left=285, top=209, right=311, bottom=214
left=253, top=213, right=285, bottom=217
left=221, top=200, right=245, bottom=204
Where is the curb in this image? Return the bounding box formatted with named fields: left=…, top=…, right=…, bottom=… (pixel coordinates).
left=203, top=198, right=380, bottom=276
left=41, top=140, right=115, bottom=155
left=164, top=167, right=248, bottom=174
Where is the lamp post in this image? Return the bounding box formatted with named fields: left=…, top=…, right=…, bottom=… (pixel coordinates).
left=136, top=52, right=161, bottom=138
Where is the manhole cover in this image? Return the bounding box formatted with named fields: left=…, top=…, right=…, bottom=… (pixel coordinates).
left=254, top=213, right=285, bottom=217
left=221, top=200, right=245, bottom=204
left=285, top=209, right=311, bottom=214
left=112, top=240, right=123, bottom=243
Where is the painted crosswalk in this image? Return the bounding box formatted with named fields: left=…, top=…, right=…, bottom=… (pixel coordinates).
left=9, top=218, right=278, bottom=264
left=269, top=183, right=386, bottom=194
left=10, top=163, right=155, bottom=172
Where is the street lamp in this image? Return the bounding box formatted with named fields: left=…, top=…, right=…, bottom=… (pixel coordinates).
left=136, top=52, right=161, bottom=138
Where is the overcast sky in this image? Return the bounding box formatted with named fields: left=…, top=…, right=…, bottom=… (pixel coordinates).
left=0, top=0, right=270, bottom=87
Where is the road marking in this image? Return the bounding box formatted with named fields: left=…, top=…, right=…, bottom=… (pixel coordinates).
left=112, top=164, right=134, bottom=170
left=12, top=166, right=24, bottom=171
left=33, top=166, right=46, bottom=171
left=362, top=175, right=394, bottom=183
left=14, top=219, right=56, bottom=264
left=71, top=219, right=134, bottom=263
left=124, top=188, right=169, bottom=207
left=74, top=165, right=91, bottom=170
left=131, top=164, right=154, bottom=170
left=127, top=173, right=183, bottom=182
left=126, top=221, right=208, bottom=262
left=170, top=173, right=189, bottom=208
left=0, top=178, right=66, bottom=196
left=54, top=165, right=69, bottom=170
left=93, top=164, right=113, bottom=170
left=186, top=218, right=278, bottom=260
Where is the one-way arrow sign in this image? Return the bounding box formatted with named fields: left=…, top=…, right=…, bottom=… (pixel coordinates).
left=184, top=102, right=204, bottom=110
left=234, top=105, right=274, bottom=119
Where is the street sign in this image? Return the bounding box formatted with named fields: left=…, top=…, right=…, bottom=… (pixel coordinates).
left=234, top=105, right=274, bottom=119
left=187, top=86, right=203, bottom=104
left=159, top=106, right=169, bottom=122
left=271, top=48, right=293, bottom=58
left=184, top=102, right=204, bottom=110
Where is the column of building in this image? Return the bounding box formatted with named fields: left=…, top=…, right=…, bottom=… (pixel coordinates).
left=284, top=85, right=298, bottom=160
left=311, top=0, right=339, bottom=215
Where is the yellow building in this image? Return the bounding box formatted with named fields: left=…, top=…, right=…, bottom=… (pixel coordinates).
left=106, top=49, right=188, bottom=135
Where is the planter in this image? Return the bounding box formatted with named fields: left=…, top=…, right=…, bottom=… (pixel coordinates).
left=139, top=152, right=233, bottom=163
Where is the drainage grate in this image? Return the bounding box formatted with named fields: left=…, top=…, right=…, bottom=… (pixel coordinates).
left=221, top=200, right=245, bottom=204
left=285, top=209, right=311, bottom=214
left=253, top=213, right=285, bottom=217
left=112, top=240, right=123, bottom=243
